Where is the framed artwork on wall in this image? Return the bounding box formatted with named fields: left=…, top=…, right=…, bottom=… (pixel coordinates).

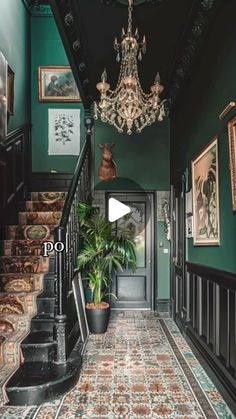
left=48, top=108, right=80, bottom=155
left=0, top=51, right=7, bottom=141
left=228, top=115, right=236, bottom=211
left=38, top=66, right=81, bottom=102
left=185, top=189, right=192, bottom=215
left=191, top=136, right=220, bottom=246
left=186, top=215, right=193, bottom=238
left=7, top=65, right=15, bottom=116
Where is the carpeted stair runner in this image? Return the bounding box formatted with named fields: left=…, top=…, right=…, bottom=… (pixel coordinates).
left=0, top=192, right=66, bottom=405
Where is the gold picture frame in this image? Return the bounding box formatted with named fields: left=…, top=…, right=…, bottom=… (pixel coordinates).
left=191, top=136, right=220, bottom=246
left=38, top=66, right=81, bottom=102
left=228, top=115, right=236, bottom=211
left=0, top=51, right=7, bottom=141
left=7, top=65, right=15, bottom=115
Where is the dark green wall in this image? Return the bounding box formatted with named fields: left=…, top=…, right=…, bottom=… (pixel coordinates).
left=94, top=119, right=170, bottom=300
left=94, top=120, right=170, bottom=190
left=0, top=0, right=30, bottom=132
left=171, top=1, right=236, bottom=273
left=31, top=13, right=84, bottom=173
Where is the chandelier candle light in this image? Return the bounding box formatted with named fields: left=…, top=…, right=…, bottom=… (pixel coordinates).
left=94, top=0, right=166, bottom=135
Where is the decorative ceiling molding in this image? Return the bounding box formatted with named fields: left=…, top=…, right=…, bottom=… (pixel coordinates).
left=31, top=5, right=52, bottom=16
left=168, top=0, right=217, bottom=104
left=101, top=0, right=164, bottom=6
left=22, top=0, right=52, bottom=15
left=50, top=0, right=93, bottom=108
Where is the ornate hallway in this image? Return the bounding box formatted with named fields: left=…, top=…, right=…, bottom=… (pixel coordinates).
left=0, top=311, right=233, bottom=418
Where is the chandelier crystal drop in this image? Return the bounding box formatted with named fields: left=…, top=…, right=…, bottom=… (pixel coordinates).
left=94, top=0, right=167, bottom=135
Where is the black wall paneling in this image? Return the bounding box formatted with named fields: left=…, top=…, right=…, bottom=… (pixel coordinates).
left=0, top=124, right=31, bottom=227
left=30, top=173, right=73, bottom=192
left=185, top=262, right=236, bottom=399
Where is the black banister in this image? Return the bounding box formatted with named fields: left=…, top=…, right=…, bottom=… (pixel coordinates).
left=54, top=120, right=93, bottom=364
left=59, top=138, right=90, bottom=228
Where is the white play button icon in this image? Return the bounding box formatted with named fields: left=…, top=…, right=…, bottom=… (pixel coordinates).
left=108, top=198, right=131, bottom=222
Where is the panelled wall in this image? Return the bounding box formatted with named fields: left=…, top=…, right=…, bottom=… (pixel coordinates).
left=171, top=0, right=236, bottom=273
left=0, top=0, right=30, bottom=133
left=171, top=0, right=236, bottom=398
left=0, top=1, right=31, bottom=226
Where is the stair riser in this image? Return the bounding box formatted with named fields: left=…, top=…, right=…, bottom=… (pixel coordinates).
left=37, top=299, right=55, bottom=316
left=22, top=344, right=56, bottom=363
left=19, top=201, right=65, bottom=212
left=43, top=277, right=55, bottom=294
left=19, top=212, right=62, bottom=226
left=31, top=319, right=55, bottom=333
left=6, top=357, right=82, bottom=406
left=0, top=242, right=55, bottom=257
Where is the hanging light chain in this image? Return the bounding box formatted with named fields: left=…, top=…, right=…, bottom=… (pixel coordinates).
left=128, top=0, right=133, bottom=35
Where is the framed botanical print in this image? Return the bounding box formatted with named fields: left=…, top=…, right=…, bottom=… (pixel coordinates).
left=192, top=137, right=220, bottom=245
left=38, top=66, right=81, bottom=102
left=228, top=115, right=236, bottom=211
left=48, top=108, right=81, bottom=155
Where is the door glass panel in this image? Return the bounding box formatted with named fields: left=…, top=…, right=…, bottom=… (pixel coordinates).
left=117, top=202, right=145, bottom=268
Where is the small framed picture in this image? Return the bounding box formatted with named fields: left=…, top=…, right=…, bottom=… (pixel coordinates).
left=38, top=66, right=81, bottom=102
left=185, top=189, right=192, bottom=215
left=0, top=51, right=7, bottom=141
left=186, top=215, right=193, bottom=238
left=7, top=65, right=15, bottom=115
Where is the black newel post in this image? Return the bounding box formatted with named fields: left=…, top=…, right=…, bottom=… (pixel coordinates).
left=54, top=225, right=68, bottom=364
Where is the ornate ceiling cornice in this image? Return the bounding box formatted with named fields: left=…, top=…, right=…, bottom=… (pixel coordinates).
left=22, top=0, right=52, bottom=15
left=101, top=0, right=163, bottom=5
left=168, top=0, right=217, bottom=104
left=50, top=0, right=93, bottom=108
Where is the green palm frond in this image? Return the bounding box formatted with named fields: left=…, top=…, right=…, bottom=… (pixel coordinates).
left=77, top=202, right=137, bottom=304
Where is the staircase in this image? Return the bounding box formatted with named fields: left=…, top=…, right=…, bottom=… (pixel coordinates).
left=0, top=191, right=82, bottom=406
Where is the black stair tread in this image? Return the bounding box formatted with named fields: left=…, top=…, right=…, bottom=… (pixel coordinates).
left=22, top=331, right=55, bottom=345
left=6, top=361, right=78, bottom=388
left=33, top=314, right=55, bottom=320
left=37, top=292, right=55, bottom=299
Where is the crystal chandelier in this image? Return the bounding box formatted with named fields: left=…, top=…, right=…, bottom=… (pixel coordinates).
left=94, top=0, right=166, bottom=135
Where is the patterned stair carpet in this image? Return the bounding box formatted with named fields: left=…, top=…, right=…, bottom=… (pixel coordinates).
left=0, top=311, right=234, bottom=418
left=0, top=192, right=66, bottom=405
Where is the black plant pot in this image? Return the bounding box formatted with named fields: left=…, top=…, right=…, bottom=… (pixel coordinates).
left=86, top=305, right=110, bottom=334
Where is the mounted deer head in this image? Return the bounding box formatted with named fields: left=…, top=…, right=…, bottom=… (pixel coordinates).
left=98, top=143, right=117, bottom=180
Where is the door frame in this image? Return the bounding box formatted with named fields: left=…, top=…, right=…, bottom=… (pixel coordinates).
left=170, top=176, right=186, bottom=330
left=105, top=191, right=156, bottom=311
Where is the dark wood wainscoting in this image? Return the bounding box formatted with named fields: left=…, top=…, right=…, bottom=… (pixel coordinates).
left=0, top=125, right=31, bottom=227
left=185, top=262, right=236, bottom=400
left=30, top=172, right=73, bottom=192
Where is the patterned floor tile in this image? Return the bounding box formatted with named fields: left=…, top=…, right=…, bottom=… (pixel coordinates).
left=0, top=312, right=234, bottom=418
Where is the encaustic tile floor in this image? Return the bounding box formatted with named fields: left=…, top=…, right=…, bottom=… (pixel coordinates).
left=0, top=311, right=234, bottom=419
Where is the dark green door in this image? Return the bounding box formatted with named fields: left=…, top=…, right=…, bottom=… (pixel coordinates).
left=106, top=193, right=154, bottom=310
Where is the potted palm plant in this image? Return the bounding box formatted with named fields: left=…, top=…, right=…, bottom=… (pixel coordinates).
left=77, top=202, right=136, bottom=333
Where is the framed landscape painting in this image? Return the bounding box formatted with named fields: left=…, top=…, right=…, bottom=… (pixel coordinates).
left=228, top=115, right=236, bottom=211
left=38, top=66, right=80, bottom=102
left=192, top=137, right=220, bottom=246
